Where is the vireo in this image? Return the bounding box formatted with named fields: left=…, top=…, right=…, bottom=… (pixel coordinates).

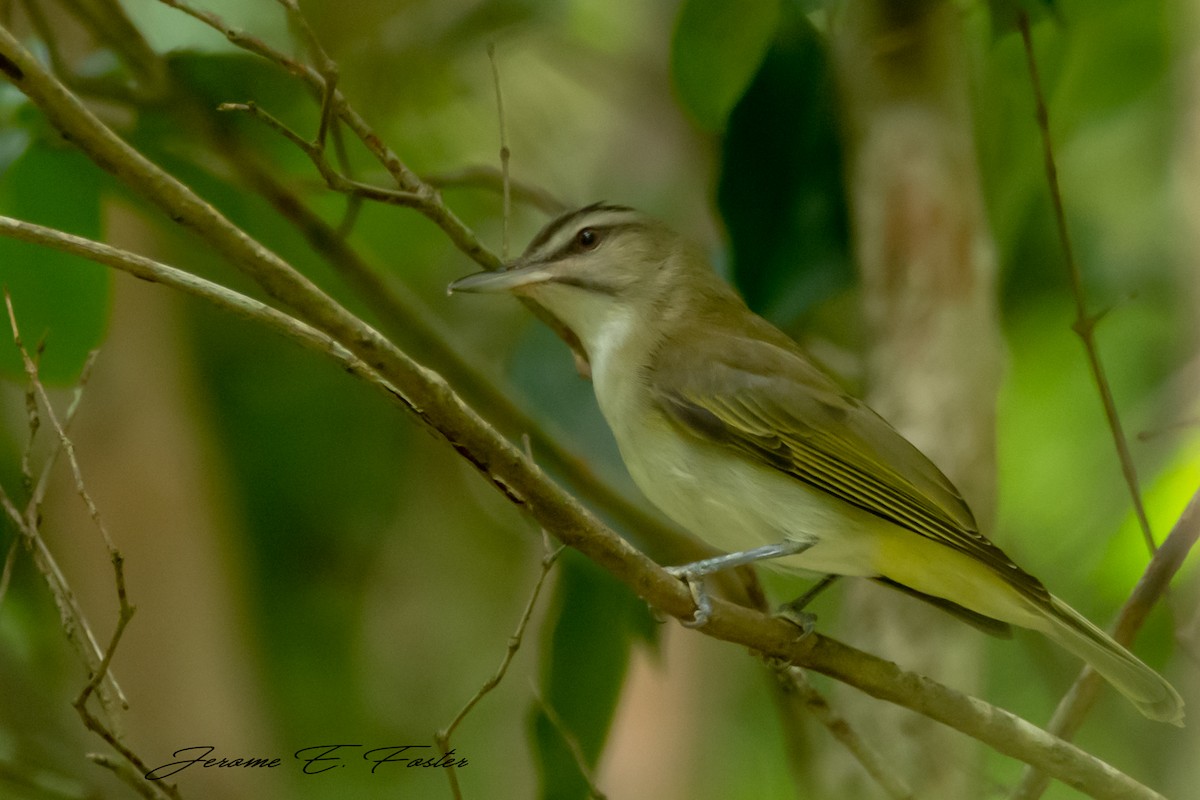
left=449, top=203, right=1184, bottom=724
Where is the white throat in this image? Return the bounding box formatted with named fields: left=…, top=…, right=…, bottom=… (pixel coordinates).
left=585, top=305, right=639, bottom=396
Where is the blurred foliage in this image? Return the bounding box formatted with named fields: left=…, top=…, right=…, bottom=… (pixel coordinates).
left=715, top=1, right=851, bottom=325
left=532, top=551, right=657, bottom=799
left=0, top=142, right=111, bottom=383
left=0, top=1, right=1196, bottom=800
left=671, top=0, right=780, bottom=131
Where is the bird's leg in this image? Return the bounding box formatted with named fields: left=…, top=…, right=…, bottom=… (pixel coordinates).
left=776, top=575, right=840, bottom=635
left=665, top=540, right=813, bottom=628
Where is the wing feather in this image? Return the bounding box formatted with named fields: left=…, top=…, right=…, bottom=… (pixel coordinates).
left=650, top=331, right=1049, bottom=604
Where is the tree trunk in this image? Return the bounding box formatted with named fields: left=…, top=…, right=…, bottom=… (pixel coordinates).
left=827, top=2, right=1003, bottom=796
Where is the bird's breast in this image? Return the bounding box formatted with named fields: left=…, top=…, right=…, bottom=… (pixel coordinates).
left=595, top=382, right=887, bottom=578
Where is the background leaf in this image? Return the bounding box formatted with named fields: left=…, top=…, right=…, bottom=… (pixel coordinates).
left=716, top=6, right=850, bottom=325
left=533, top=551, right=656, bottom=800
left=671, top=0, right=781, bottom=131
left=0, top=142, right=111, bottom=383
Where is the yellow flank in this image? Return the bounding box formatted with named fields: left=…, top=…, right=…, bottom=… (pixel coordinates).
left=871, top=528, right=1047, bottom=631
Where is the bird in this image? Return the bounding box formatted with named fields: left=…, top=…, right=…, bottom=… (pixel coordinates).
left=449, top=202, right=1184, bottom=724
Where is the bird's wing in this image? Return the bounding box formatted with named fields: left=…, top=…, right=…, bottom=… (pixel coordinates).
left=650, top=331, right=1048, bottom=603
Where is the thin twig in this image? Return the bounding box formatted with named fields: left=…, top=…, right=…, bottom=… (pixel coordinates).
left=0, top=216, right=392, bottom=398
left=425, top=165, right=567, bottom=215
left=30, top=352, right=98, bottom=518
left=530, top=685, right=607, bottom=800
left=152, top=0, right=593, bottom=362
left=487, top=42, right=512, bottom=260
left=434, top=529, right=563, bottom=798
left=217, top=102, right=427, bottom=206
left=2, top=293, right=177, bottom=798
left=2, top=292, right=127, bottom=715
left=87, top=752, right=171, bottom=800
left=774, top=664, right=914, bottom=800
left=274, top=0, right=339, bottom=149
left=1017, top=11, right=1156, bottom=553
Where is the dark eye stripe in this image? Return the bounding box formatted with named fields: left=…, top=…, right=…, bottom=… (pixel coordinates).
left=552, top=275, right=620, bottom=296
left=549, top=226, right=609, bottom=260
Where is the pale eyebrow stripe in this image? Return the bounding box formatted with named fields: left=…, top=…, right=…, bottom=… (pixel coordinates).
left=525, top=202, right=634, bottom=254
left=543, top=220, right=648, bottom=262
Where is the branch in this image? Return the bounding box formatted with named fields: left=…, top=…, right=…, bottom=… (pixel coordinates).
left=152, top=0, right=590, bottom=364
left=435, top=528, right=563, bottom=800
left=773, top=664, right=914, bottom=800
left=424, top=165, right=568, bottom=215
left=1, top=295, right=176, bottom=799
left=20, top=0, right=716, bottom=600
left=1011, top=487, right=1200, bottom=800
left=0, top=216, right=386, bottom=393
left=0, top=21, right=1172, bottom=800
left=487, top=42, right=512, bottom=260
left=1017, top=12, right=1156, bottom=553
left=0, top=215, right=1169, bottom=800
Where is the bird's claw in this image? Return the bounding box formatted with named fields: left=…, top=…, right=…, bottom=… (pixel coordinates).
left=776, top=607, right=816, bottom=639
left=666, top=566, right=712, bottom=627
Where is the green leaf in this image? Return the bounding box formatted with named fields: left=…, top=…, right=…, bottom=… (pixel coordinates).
left=716, top=6, right=850, bottom=324
left=532, top=551, right=657, bottom=800
left=0, top=142, right=111, bottom=383
left=671, top=0, right=781, bottom=131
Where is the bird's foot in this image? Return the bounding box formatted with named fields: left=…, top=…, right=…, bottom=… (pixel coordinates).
left=665, top=566, right=712, bottom=628
left=775, top=605, right=816, bottom=639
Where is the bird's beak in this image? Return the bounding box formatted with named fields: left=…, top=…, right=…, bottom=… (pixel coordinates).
left=447, top=259, right=554, bottom=295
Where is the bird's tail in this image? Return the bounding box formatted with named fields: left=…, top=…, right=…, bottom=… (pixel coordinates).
left=1039, top=595, right=1183, bottom=726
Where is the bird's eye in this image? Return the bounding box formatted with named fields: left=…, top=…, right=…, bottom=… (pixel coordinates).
left=575, top=227, right=600, bottom=250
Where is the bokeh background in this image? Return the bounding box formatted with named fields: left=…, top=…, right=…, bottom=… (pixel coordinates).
left=0, top=0, right=1197, bottom=798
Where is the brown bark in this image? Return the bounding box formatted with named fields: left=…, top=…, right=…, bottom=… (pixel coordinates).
left=829, top=2, right=1003, bottom=796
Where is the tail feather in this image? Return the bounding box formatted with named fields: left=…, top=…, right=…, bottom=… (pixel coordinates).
left=1040, top=595, right=1183, bottom=726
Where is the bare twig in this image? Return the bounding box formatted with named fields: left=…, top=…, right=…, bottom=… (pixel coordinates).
left=152, top=0, right=592, bottom=362
left=218, top=101, right=427, bottom=206
left=152, top=0, right=489, bottom=260
left=531, top=685, right=607, bottom=800
left=0, top=216, right=391, bottom=398
left=274, top=0, right=338, bottom=149
left=774, top=665, right=914, bottom=800
left=1, top=294, right=177, bottom=798
left=1, top=294, right=126, bottom=717
left=30, top=352, right=98, bottom=517
left=434, top=531, right=563, bottom=799
left=87, top=754, right=164, bottom=800
left=425, top=165, right=567, bottom=215
left=487, top=42, right=512, bottom=259
left=1017, top=12, right=1156, bottom=553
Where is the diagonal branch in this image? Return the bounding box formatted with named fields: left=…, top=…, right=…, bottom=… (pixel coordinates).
left=0, top=19, right=1176, bottom=800
left=0, top=213, right=1170, bottom=800
left=153, top=0, right=589, bottom=363
left=1010, top=487, right=1200, bottom=800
